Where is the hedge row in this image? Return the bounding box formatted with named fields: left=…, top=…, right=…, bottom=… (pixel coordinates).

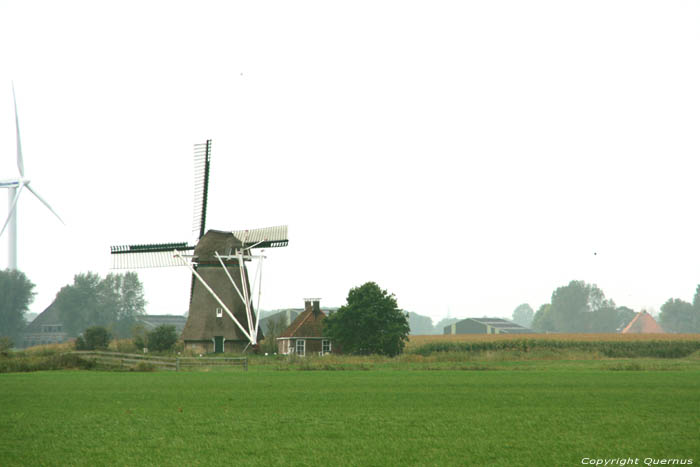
left=0, top=353, right=95, bottom=373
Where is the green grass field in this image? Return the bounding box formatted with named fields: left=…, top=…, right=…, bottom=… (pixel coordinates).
left=1, top=367, right=699, bottom=466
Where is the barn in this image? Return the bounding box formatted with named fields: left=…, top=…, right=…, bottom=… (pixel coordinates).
left=22, top=303, right=68, bottom=348
left=620, top=311, right=664, bottom=333
left=444, top=317, right=534, bottom=335
left=277, top=299, right=333, bottom=356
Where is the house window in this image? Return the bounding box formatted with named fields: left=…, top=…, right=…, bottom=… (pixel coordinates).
left=322, top=339, right=331, bottom=354
left=296, top=339, right=305, bottom=356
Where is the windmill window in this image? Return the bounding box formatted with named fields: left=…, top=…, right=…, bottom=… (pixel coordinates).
left=322, top=340, right=331, bottom=354
left=216, top=307, right=223, bottom=318
left=296, top=339, right=305, bottom=356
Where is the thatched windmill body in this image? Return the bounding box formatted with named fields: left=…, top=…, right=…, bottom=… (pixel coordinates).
left=111, top=140, right=288, bottom=353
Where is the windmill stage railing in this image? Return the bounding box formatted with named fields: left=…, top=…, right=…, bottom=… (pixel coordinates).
left=69, top=351, right=248, bottom=371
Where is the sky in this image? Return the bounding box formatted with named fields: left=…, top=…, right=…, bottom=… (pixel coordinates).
left=1, top=1, right=700, bottom=325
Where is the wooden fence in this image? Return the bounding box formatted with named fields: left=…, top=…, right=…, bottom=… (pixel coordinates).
left=69, top=351, right=248, bottom=371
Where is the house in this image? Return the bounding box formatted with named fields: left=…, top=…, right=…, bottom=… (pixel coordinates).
left=22, top=303, right=68, bottom=348
left=620, top=311, right=664, bottom=333
left=277, top=299, right=333, bottom=356
left=444, top=317, right=534, bottom=335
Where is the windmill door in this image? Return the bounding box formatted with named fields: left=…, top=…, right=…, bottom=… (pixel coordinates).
left=214, top=336, right=224, bottom=353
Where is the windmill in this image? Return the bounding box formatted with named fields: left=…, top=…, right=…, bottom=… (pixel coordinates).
left=1, top=83, right=64, bottom=270
left=110, top=140, right=288, bottom=353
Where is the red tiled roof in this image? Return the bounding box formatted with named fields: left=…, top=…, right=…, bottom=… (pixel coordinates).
left=279, top=309, right=326, bottom=338
left=621, top=312, right=664, bottom=334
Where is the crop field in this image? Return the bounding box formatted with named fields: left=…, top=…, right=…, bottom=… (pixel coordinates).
left=1, top=367, right=699, bottom=466
left=406, top=332, right=700, bottom=349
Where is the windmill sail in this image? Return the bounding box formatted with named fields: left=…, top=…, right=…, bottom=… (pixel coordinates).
left=192, top=140, right=211, bottom=239
left=110, top=242, right=194, bottom=269
left=108, top=137, right=289, bottom=352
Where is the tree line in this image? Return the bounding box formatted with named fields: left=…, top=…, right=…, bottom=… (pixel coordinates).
left=405, top=280, right=700, bottom=335
left=513, top=280, right=700, bottom=333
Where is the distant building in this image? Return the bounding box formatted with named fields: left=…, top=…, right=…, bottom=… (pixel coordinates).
left=277, top=299, right=333, bottom=356
left=620, top=311, right=664, bottom=334
left=22, top=303, right=68, bottom=348
left=22, top=305, right=188, bottom=348
left=138, top=315, right=188, bottom=334
left=443, top=317, right=534, bottom=335
left=259, top=309, right=301, bottom=335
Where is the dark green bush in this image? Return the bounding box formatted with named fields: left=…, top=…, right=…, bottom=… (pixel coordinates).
left=0, top=337, right=13, bottom=355
left=0, top=353, right=95, bottom=373
left=146, top=325, right=178, bottom=352
left=132, top=362, right=156, bottom=372
left=76, top=326, right=112, bottom=350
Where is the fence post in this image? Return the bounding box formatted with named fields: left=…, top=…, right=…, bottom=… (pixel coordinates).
left=244, top=358, right=248, bottom=371
left=176, top=358, right=180, bottom=372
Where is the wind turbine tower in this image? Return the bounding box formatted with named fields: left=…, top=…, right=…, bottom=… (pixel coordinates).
left=0, top=83, right=64, bottom=270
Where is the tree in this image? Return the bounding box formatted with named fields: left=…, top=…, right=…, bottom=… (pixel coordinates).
left=548, top=280, right=615, bottom=333
left=659, top=298, right=695, bottom=333
left=511, top=303, right=534, bottom=328
left=323, top=282, right=409, bottom=356
left=0, top=336, right=13, bottom=354
left=55, top=272, right=146, bottom=337
left=615, top=306, right=637, bottom=331
left=146, top=325, right=178, bottom=352
left=99, top=272, right=147, bottom=337
left=531, top=304, right=555, bottom=332
left=76, top=326, right=112, bottom=350
left=0, top=269, right=36, bottom=342
left=261, top=315, right=287, bottom=354
left=407, top=312, right=435, bottom=335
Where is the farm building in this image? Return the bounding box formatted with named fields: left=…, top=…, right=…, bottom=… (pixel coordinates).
left=22, top=302, right=68, bottom=348
left=444, top=317, right=534, bottom=335
left=22, top=307, right=188, bottom=349
left=139, top=315, right=188, bottom=334
left=620, top=311, right=664, bottom=333
left=277, top=299, right=333, bottom=356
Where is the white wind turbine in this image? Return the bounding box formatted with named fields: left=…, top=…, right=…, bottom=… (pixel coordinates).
left=0, top=83, right=64, bottom=270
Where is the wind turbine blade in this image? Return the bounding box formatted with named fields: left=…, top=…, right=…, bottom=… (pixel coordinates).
left=24, top=183, right=65, bottom=225
left=11, top=82, right=25, bottom=177
left=0, top=184, right=24, bottom=238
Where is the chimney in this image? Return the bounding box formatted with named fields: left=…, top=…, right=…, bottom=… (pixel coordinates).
left=304, top=299, right=312, bottom=313
left=313, top=300, right=320, bottom=316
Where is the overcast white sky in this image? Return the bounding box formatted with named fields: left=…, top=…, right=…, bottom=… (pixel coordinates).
left=1, top=1, right=700, bottom=324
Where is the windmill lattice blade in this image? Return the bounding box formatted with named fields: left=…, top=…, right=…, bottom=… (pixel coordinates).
left=11, top=82, right=24, bottom=177
left=24, top=183, right=65, bottom=225
left=0, top=184, right=24, bottom=238
left=231, top=225, right=289, bottom=248
left=192, top=140, right=212, bottom=238
left=110, top=243, right=194, bottom=269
